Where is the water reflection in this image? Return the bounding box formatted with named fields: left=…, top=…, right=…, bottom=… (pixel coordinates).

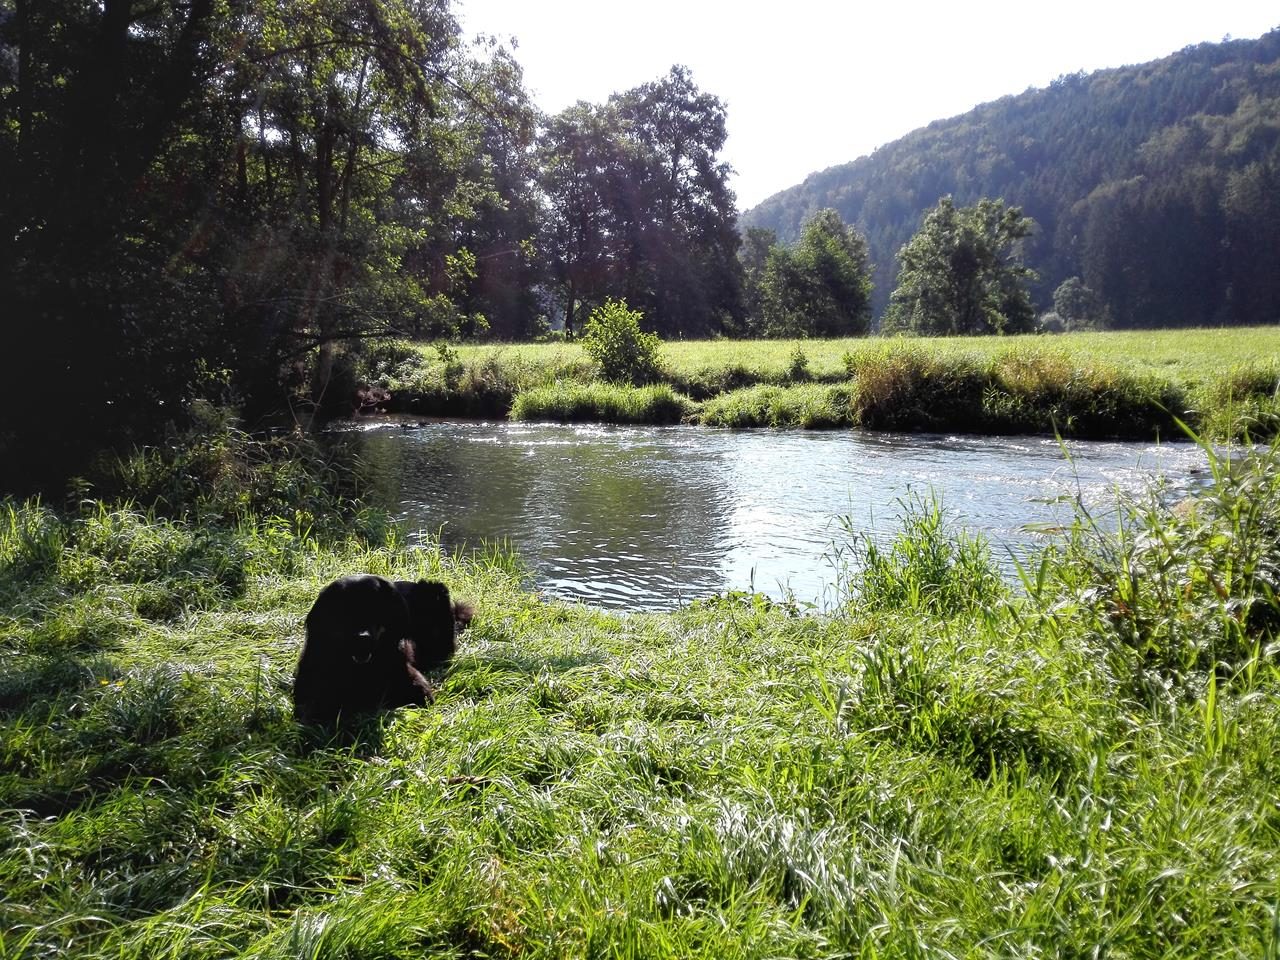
left=353, top=421, right=1206, bottom=610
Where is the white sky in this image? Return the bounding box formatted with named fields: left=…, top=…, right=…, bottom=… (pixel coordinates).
left=456, top=1, right=1278, bottom=209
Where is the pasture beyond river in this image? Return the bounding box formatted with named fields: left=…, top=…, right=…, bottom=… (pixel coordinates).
left=351, top=420, right=1209, bottom=610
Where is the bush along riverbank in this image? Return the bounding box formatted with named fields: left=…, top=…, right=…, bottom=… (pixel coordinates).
left=363, top=329, right=1280, bottom=440
left=2, top=420, right=1278, bottom=958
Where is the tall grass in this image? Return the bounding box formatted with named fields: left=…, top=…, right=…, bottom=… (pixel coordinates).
left=699, top=383, right=854, bottom=428
left=1036, top=433, right=1280, bottom=700
left=844, top=342, right=1186, bottom=437
left=845, top=342, right=989, bottom=432
left=2, top=430, right=1278, bottom=957
left=510, top=382, right=693, bottom=424
left=839, top=491, right=1008, bottom=616
left=1194, top=360, right=1280, bottom=440
left=380, top=329, right=1279, bottom=439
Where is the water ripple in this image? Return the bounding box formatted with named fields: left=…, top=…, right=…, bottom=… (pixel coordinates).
left=355, top=420, right=1208, bottom=611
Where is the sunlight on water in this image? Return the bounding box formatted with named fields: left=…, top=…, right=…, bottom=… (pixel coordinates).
left=351, top=420, right=1209, bottom=611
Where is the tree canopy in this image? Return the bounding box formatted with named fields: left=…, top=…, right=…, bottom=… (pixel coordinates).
left=742, top=209, right=873, bottom=337
left=0, top=0, right=752, bottom=486
left=883, top=197, right=1036, bottom=336
left=0, top=0, right=542, bottom=484
left=538, top=66, right=743, bottom=339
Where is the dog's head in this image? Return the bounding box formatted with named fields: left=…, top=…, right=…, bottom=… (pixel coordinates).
left=305, top=574, right=410, bottom=665
left=395, top=579, right=472, bottom=666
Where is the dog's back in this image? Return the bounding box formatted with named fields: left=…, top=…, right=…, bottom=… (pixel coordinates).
left=293, top=575, right=416, bottom=724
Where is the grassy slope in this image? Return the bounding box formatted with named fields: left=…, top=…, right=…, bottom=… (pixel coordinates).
left=2, top=437, right=1278, bottom=958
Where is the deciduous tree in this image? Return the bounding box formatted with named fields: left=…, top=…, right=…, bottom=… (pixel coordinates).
left=1052, top=276, right=1108, bottom=330
left=0, top=0, right=536, bottom=486
left=749, top=209, right=873, bottom=337
left=537, top=66, right=743, bottom=339
left=537, top=102, right=626, bottom=338
left=883, top=197, right=1036, bottom=335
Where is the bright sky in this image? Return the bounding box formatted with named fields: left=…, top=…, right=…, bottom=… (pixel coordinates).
left=456, top=1, right=1278, bottom=209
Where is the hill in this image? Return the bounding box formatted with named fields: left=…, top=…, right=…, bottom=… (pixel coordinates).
left=742, top=29, right=1280, bottom=326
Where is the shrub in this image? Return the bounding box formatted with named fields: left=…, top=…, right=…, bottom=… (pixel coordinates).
left=787, top=345, right=811, bottom=381
left=510, top=382, right=692, bottom=424
left=580, top=299, right=663, bottom=385
left=434, top=340, right=465, bottom=390
left=360, top=338, right=423, bottom=387
left=1037, top=311, right=1065, bottom=334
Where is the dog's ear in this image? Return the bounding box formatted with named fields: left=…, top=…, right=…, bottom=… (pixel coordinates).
left=302, top=579, right=349, bottom=658
left=305, top=577, right=344, bottom=623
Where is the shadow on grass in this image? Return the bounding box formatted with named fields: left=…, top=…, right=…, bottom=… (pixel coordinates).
left=0, top=652, right=120, bottom=714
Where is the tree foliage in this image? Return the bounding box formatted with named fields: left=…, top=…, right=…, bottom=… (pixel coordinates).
left=737, top=209, right=875, bottom=337
left=1052, top=277, right=1107, bottom=330
left=743, top=209, right=873, bottom=337
left=537, top=101, right=625, bottom=338
left=538, top=66, right=743, bottom=339
left=580, top=299, right=663, bottom=385
left=789, top=209, right=874, bottom=337
left=0, top=0, right=535, bottom=485
left=884, top=198, right=1036, bottom=336
left=0, top=9, right=745, bottom=486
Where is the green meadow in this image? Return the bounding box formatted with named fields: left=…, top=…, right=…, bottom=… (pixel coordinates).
left=2, top=425, right=1278, bottom=958
left=458, top=326, right=1280, bottom=385
left=374, top=328, right=1280, bottom=439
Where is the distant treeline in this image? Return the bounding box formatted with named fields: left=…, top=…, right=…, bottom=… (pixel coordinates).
left=744, top=29, right=1280, bottom=327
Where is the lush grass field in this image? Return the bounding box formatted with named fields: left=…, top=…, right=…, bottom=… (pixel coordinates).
left=2, top=428, right=1278, bottom=958
left=445, top=327, right=1280, bottom=388
left=376, top=328, right=1280, bottom=439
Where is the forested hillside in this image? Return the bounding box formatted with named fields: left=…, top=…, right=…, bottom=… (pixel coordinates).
left=744, top=29, right=1280, bottom=325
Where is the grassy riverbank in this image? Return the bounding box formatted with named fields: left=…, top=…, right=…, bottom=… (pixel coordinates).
left=2, top=425, right=1278, bottom=958
left=371, top=328, right=1280, bottom=439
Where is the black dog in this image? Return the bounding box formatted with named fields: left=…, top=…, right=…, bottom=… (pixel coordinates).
left=394, top=578, right=473, bottom=670
left=293, top=574, right=472, bottom=725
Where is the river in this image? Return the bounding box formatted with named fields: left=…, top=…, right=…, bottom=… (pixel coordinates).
left=349, top=420, right=1207, bottom=610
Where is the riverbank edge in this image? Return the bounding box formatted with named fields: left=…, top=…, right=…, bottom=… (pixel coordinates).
left=369, top=337, right=1280, bottom=441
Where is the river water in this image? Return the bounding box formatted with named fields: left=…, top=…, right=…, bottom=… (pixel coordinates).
left=350, top=420, right=1208, bottom=610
